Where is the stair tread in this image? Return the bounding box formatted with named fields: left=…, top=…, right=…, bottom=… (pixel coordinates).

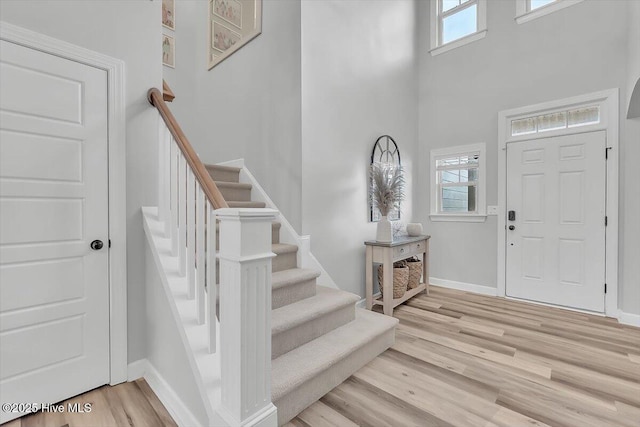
left=214, top=181, right=252, bottom=189
left=272, top=286, right=358, bottom=334
left=271, top=309, right=398, bottom=400
left=272, top=268, right=320, bottom=290
left=272, top=243, right=298, bottom=254
left=227, top=201, right=266, bottom=208
left=205, top=164, right=241, bottom=173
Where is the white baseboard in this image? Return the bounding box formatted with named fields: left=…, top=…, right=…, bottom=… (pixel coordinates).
left=618, top=310, right=640, bottom=327
left=356, top=292, right=381, bottom=308
left=127, top=359, right=204, bottom=427
left=127, top=358, right=147, bottom=381
left=430, top=277, right=498, bottom=296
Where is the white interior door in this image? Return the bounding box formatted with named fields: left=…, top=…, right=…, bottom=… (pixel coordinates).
left=0, top=40, right=110, bottom=422
left=506, top=131, right=606, bottom=312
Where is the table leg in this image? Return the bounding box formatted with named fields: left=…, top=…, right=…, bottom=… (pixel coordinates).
left=365, top=246, right=373, bottom=310
left=423, top=240, right=430, bottom=295
left=383, top=250, right=394, bottom=316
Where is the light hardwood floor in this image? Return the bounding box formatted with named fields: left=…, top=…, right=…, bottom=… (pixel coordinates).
left=288, top=286, right=640, bottom=427
left=3, top=287, right=638, bottom=427
left=1, top=379, right=176, bottom=427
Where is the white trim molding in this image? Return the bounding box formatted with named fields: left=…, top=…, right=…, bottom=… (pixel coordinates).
left=216, top=158, right=338, bottom=289
left=430, top=0, right=487, bottom=56
left=497, top=89, right=620, bottom=318
left=128, top=359, right=205, bottom=427
left=515, top=0, right=585, bottom=25
left=430, top=277, right=498, bottom=296
left=618, top=310, right=640, bottom=328
left=0, top=22, right=128, bottom=384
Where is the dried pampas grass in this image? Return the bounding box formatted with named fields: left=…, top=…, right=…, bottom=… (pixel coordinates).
left=370, top=163, right=405, bottom=217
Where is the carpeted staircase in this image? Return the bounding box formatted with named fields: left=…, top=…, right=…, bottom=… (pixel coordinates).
left=206, top=164, right=398, bottom=426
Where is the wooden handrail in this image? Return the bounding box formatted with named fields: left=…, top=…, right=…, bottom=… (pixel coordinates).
left=148, top=87, right=229, bottom=209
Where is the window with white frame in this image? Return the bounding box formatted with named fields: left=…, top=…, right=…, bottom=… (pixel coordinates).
left=515, top=0, right=584, bottom=24
left=430, top=0, right=487, bottom=56
left=430, top=143, right=486, bottom=221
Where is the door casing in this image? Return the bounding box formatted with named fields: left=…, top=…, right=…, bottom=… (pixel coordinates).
left=498, top=89, right=619, bottom=317
left=0, top=21, right=128, bottom=384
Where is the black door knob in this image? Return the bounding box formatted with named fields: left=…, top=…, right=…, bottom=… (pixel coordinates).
left=90, top=240, right=104, bottom=250
left=508, top=225, right=515, bottom=231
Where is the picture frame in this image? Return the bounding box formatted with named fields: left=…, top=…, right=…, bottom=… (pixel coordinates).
left=162, top=34, right=175, bottom=68
left=162, top=0, right=175, bottom=30
left=208, top=0, right=262, bottom=70
left=212, top=21, right=242, bottom=53
left=213, top=0, right=242, bottom=29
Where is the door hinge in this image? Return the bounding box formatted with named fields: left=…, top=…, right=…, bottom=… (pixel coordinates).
left=604, top=283, right=607, bottom=294
left=605, top=147, right=612, bottom=159
left=605, top=216, right=608, bottom=226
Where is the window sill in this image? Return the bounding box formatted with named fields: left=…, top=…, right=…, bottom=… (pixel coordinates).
left=430, top=214, right=487, bottom=223
left=515, top=0, right=584, bottom=25
left=429, top=30, right=487, bottom=57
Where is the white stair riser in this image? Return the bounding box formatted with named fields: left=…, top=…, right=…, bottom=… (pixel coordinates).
left=272, top=304, right=355, bottom=359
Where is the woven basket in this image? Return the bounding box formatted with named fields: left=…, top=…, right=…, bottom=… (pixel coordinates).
left=377, top=262, right=408, bottom=299
left=406, top=258, right=423, bottom=290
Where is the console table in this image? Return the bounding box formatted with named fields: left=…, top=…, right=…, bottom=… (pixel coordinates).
left=365, top=235, right=430, bottom=316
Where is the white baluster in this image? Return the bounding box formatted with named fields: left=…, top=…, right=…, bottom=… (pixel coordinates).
left=187, top=169, right=196, bottom=299
left=196, top=186, right=205, bottom=324
left=178, top=154, right=187, bottom=277
left=162, top=126, right=171, bottom=237
left=218, top=208, right=278, bottom=427
left=158, top=121, right=166, bottom=226
left=206, top=201, right=217, bottom=353
left=170, top=141, right=178, bottom=256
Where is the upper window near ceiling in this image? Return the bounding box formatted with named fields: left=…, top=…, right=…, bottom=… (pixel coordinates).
left=515, top=0, right=585, bottom=25
left=430, top=0, right=487, bottom=56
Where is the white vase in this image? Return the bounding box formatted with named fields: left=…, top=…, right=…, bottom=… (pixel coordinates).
left=406, top=223, right=423, bottom=237
left=376, top=216, right=393, bottom=243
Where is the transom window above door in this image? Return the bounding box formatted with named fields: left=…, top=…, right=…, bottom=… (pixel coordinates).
left=430, top=0, right=487, bottom=56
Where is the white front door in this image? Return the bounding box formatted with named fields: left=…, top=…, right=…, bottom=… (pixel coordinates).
left=0, top=40, right=110, bottom=422
left=506, top=131, right=606, bottom=312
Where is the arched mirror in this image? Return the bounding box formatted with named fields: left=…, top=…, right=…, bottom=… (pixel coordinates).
left=369, top=135, right=401, bottom=222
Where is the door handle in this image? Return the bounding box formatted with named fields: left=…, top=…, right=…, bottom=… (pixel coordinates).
left=508, top=225, right=515, bottom=231
left=90, top=240, right=104, bottom=250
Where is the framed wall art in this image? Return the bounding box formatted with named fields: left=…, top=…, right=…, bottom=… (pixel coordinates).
left=162, top=34, right=175, bottom=68
left=162, top=0, right=175, bottom=30
left=208, top=0, right=262, bottom=69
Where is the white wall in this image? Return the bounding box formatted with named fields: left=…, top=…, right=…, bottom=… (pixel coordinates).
left=164, top=0, right=303, bottom=231
left=301, top=0, right=418, bottom=297
left=417, top=0, right=639, bottom=314
left=621, top=0, right=640, bottom=315
left=145, top=246, right=208, bottom=426
left=626, top=0, right=640, bottom=116
left=0, top=1, right=162, bottom=362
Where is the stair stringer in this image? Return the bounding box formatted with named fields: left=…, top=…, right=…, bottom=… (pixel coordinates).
left=216, top=159, right=338, bottom=290
left=143, top=207, right=227, bottom=427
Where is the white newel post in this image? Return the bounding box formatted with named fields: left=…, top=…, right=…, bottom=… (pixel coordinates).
left=217, top=208, right=278, bottom=427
